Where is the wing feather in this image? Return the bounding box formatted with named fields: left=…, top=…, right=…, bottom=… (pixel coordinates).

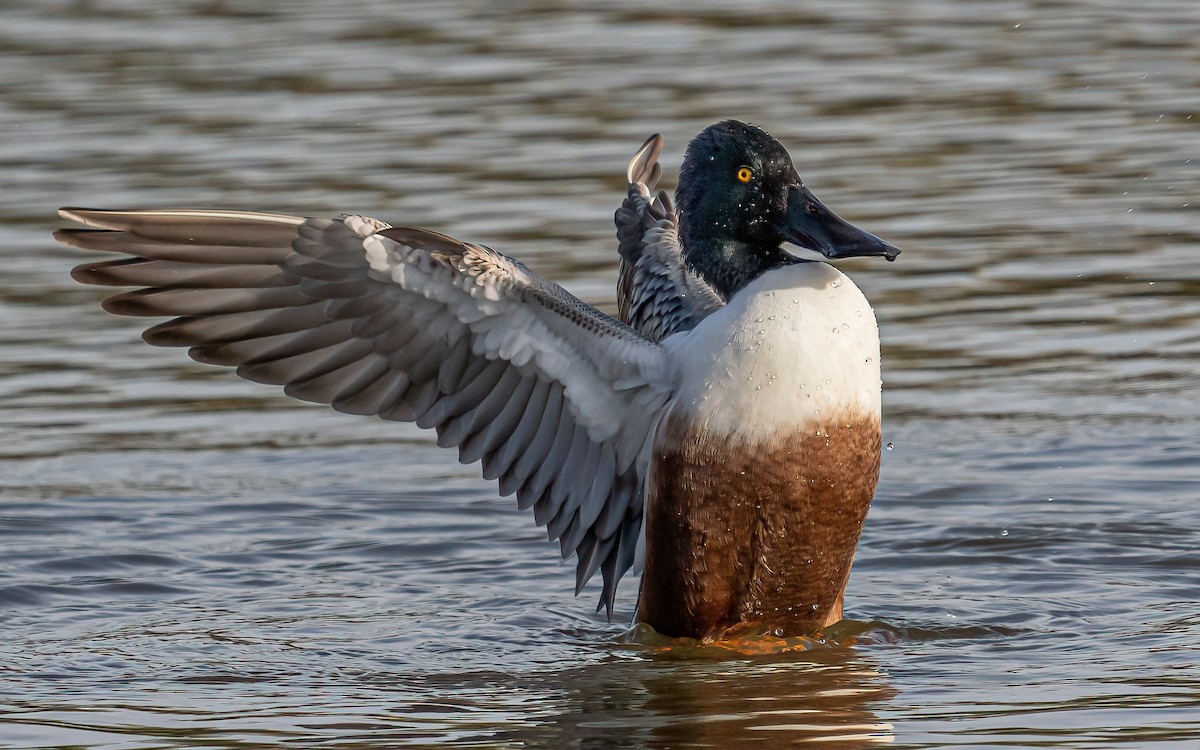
left=334, top=369, right=410, bottom=417
left=528, top=406, right=578, bottom=513
left=461, top=372, right=535, bottom=467
left=614, top=134, right=725, bottom=342
left=284, top=354, right=392, bottom=405
left=492, top=378, right=552, bottom=489
left=144, top=305, right=330, bottom=346
left=73, top=258, right=293, bottom=289
left=57, top=206, right=673, bottom=615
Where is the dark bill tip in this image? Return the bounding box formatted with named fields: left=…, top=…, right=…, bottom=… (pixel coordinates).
left=781, top=186, right=901, bottom=262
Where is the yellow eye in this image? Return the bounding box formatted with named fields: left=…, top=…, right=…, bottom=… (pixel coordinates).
left=736, top=166, right=753, bottom=183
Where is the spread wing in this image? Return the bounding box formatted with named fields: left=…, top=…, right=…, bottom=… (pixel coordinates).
left=56, top=207, right=675, bottom=616
left=614, top=134, right=724, bottom=342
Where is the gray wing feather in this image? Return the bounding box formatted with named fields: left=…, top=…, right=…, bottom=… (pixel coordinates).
left=57, top=206, right=673, bottom=616
left=614, top=134, right=725, bottom=342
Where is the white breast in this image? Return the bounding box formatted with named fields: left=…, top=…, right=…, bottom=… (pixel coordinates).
left=661, top=262, right=881, bottom=445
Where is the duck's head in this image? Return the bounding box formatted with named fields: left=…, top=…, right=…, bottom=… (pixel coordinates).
left=676, top=120, right=900, bottom=297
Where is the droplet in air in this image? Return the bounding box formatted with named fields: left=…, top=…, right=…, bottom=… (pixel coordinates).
left=885, top=442, right=894, bottom=451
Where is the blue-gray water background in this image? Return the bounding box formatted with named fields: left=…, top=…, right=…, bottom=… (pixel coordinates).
left=2, top=0, right=1199, bottom=747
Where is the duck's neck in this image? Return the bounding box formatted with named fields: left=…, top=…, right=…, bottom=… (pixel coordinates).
left=682, top=235, right=799, bottom=301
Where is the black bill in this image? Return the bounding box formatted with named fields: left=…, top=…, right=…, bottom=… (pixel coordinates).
left=780, top=185, right=901, bottom=262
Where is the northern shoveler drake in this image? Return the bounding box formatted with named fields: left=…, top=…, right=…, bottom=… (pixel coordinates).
left=56, top=120, right=900, bottom=642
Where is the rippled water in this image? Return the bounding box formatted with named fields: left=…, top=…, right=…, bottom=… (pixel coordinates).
left=3, top=0, right=1199, bottom=747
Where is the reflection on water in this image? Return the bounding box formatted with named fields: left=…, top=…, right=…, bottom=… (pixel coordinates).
left=504, top=648, right=898, bottom=749
left=3, top=0, right=1200, bottom=746
left=3, top=649, right=896, bottom=749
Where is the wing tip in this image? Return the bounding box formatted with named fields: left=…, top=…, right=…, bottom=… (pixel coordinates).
left=53, top=227, right=109, bottom=251
left=70, top=260, right=117, bottom=286
left=626, top=133, right=665, bottom=187
left=99, top=289, right=166, bottom=317
left=59, top=206, right=97, bottom=224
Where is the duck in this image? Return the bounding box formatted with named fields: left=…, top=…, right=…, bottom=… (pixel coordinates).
left=55, top=120, right=900, bottom=642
